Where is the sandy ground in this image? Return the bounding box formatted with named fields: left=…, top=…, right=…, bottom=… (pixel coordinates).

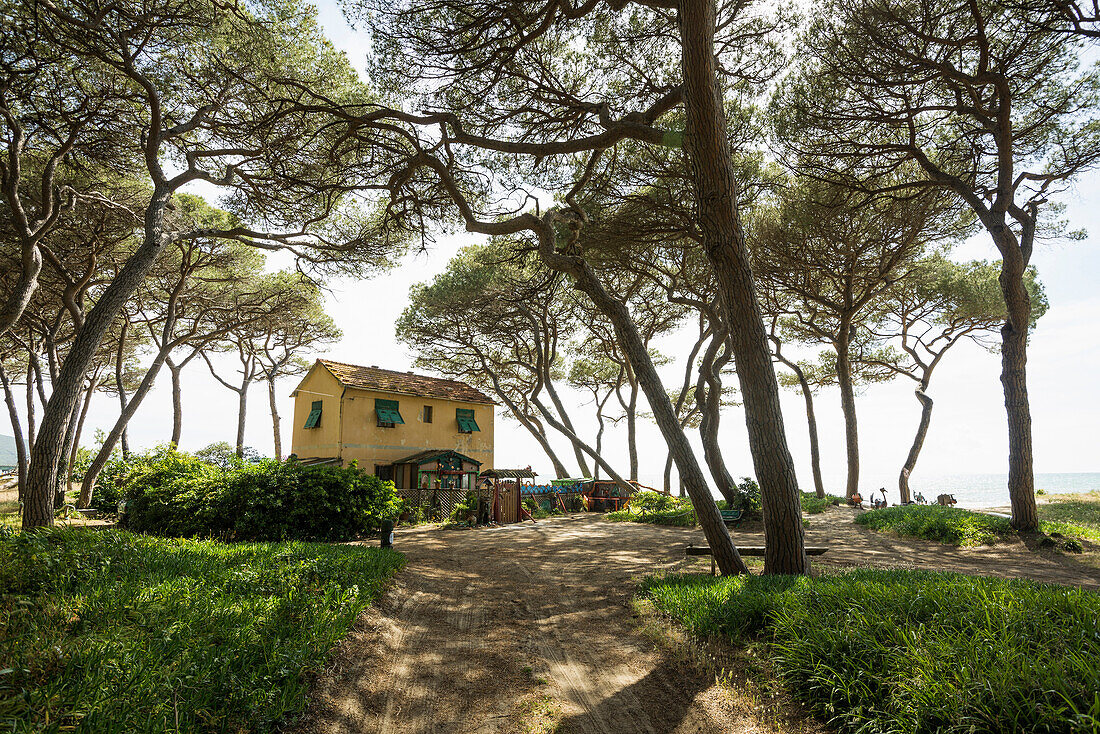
left=295, top=508, right=1098, bottom=734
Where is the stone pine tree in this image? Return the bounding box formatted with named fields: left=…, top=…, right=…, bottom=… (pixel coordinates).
left=778, top=0, right=1100, bottom=529
left=17, top=0, right=386, bottom=527
left=252, top=276, right=341, bottom=461
left=752, top=176, right=961, bottom=499
left=866, top=256, right=1048, bottom=502
left=319, top=0, right=808, bottom=573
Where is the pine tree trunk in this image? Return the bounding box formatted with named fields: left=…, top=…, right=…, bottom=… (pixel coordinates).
left=793, top=369, right=826, bottom=499
left=835, top=326, right=860, bottom=499
left=268, top=376, right=282, bottom=461
left=532, top=394, right=632, bottom=491
left=898, top=383, right=933, bottom=504
left=664, top=451, right=673, bottom=494
left=236, top=382, right=248, bottom=458
left=679, top=0, right=807, bottom=574
left=23, top=192, right=174, bottom=529
left=0, top=364, right=28, bottom=501
left=116, top=323, right=131, bottom=458
left=55, top=399, right=82, bottom=509
left=626, top=378, right=639, bottom=481
left=169, top=362, right=183, bottom=447
left=25, top=361, right=35, bottom=454
left=696, top=336, right=739, bottom=506
left=79, top=345, right=173, bottom=508
left=533, top=222, right=748, bottom=576
left=67, top=381, right=96, bottom=494
left=544, top=378, right=591, bottom=477
left=1001, top=265, right=1037, bottom=530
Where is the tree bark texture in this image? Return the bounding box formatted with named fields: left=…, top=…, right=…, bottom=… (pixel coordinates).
left=679, top=0, right=807, bottom=573
left=116, top=322, right=131, bottom=458
left=999, top=252, right=1037, bottom=530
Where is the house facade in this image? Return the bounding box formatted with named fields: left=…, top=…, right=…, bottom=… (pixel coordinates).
left=289, top=359, right=495, bottom=488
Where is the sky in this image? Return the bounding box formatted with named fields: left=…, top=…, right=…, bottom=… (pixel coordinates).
left=10, top=1, right=1100, bottom=503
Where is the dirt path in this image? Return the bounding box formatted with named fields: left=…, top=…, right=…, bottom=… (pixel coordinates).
left=298, top=509, right=1099, bottom=734
left=298, top=515, right=769, bottom=734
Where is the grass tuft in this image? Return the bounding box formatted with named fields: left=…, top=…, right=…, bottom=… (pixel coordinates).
left=0, top=528, right=404, bottom=732
left=855, top=504, right=1012, bottom=545
left=641, top=569, right=1100, bottom=733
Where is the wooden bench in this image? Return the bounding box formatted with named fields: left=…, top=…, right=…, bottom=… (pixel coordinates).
left=720, top=509, right=742, bottom=525
left=686, top=544, right=829, bottom=574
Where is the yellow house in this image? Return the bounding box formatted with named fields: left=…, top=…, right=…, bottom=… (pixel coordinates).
left=289, top=359, right=495, bottom=489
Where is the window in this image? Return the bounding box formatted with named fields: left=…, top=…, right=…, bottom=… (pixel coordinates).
left=375, top=398, right=405, bottom=428
left=303, top=400, right=322, bottom=429
left=456, top=408, right=480, bottom=433
left=423, top=405, right=433, bottom=423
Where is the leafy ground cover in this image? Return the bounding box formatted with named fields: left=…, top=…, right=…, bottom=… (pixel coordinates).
left=641, top=569, right=1100, bottom=733
left=606, top=490, right=698, bottom=526
left=1038, top=491, right=1100, bottom=544
left=800, top=491, right=844, bottom=514
left=0, top=528, right=404, bottom=733
left=855, top=504, right=1013, bottom=545
left=857, top=500, right=1100, bottom=549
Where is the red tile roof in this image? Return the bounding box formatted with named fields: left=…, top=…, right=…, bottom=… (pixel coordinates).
left=317, top=360, right=495, bottom=405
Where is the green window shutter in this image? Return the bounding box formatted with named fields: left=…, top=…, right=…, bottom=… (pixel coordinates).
left=303, top=400, right=322, bottom=429
left=456, top=408, right=480, bottom=432
left=375, top=398, right=405, bottom=425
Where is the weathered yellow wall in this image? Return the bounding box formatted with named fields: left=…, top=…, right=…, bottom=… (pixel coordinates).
left=338, top=387, right=495, bottom=473
left=288, top=366, right=343, bottom=460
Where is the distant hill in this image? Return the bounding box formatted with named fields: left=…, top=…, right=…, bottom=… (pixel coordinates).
left=0, top=434, right=18, bottom=469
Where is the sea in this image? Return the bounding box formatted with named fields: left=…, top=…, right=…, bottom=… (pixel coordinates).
left=893, top=472, right=1100, bottom=509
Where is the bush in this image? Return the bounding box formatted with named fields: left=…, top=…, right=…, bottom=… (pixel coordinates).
left=800, top=491, right=844, bottom=514
left=856, top=505, right=1012, bottom=546
left=607, top=492, right=697, bottom=526
left=0, top=528, right=404, bottom=732
left=729, top=477, right=762, bottom=518
left=641, top=569, right=1100, bottom=733
left=120, top=449, right=400, bottom=542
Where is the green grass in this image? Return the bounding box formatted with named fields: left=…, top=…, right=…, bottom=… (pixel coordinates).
left=0, top=527, right=404, bottom=732
left=800, top=491, right=844, bottom=515
left=641, top=569, right=1100, bottom=733
left=1039, top=491, right=1100, bottom=543
left=605, top=506, right=697, bottom=527
left=855, top=504, right=1013, bottom=545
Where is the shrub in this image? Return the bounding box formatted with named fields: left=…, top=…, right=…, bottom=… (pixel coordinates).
left=800, top=491, right=844, bottom=514
left=729, top=477, right=762, bottom=518
left=119, top=450, right=400, bottom=542
left=607, top=493, right=697, bottom=526
left=641, top=569, right=1100, bottom=733
left=856, top=505, right=1012, bottom=546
